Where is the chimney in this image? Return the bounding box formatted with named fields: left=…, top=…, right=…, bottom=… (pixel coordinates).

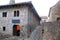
left=9, top=0, right=15, bottom=4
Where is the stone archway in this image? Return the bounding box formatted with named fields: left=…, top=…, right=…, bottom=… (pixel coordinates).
left=13, top=25, right=20, bottom=36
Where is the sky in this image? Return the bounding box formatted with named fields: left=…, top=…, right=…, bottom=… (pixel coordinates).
left=0, top=0, right=59, bottom=17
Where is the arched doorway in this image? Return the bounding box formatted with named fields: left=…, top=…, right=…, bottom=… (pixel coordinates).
left=13, top=25, right=20, bottom=36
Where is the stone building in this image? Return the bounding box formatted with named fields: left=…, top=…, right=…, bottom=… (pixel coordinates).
left=40, top=16, right=48, bottom=23
left=49, top=1, right=60, bottom=22
left=0, top=0, right=41, bottom=37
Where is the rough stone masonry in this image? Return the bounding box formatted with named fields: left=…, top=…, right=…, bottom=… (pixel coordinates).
left=43, top=21, right=60, bottom=40
left=29, top=21, right=60, bottom=40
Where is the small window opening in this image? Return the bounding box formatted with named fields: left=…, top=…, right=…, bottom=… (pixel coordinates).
left=42, top=29, right=44, bottom=34
left=57, top=17, right=60, bottom=21
left=3, top=27, right=6, bottom=31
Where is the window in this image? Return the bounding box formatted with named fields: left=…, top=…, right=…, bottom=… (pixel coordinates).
left=2, top=12, right=7, bottom=17
left=14, top=10, right=19, bottom=17
left=17, top=10, right=19, bottom=17
left=42, top=29, right=44, bottom=34
left=14, top=11, right=16, bottom=17
left=57, top=17, right=60, bottom=21
left=3, top=27, right=6, bottom=31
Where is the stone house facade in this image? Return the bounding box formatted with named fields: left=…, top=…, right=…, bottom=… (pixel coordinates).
left=49, top=1, right=60, bottom=22
left=0, top=1, right=41, bottom=37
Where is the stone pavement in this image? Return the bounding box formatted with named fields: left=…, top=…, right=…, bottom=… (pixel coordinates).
left=3, top=36, right=29, bottom=40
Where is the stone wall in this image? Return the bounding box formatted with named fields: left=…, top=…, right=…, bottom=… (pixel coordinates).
left=27, top=7, right=40, bottom=37
left=43, top=21, right=60, bottom=40
left=29, top=26, right=43, bottom=40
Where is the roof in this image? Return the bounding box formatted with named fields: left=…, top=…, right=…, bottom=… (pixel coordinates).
left=41, top=16, right=48, bottom=19
left=0, top=1, right=41, bottom=20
